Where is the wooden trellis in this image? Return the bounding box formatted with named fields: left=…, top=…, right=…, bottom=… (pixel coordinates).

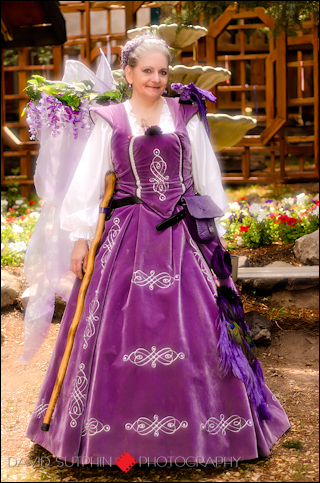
left=205, top=5, right=318, bottom=183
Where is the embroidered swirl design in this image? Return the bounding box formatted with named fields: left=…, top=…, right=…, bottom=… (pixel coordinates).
left=68, top=363, right=88, bottom=428
left=83, top=293, right=99, bottom=349
left=101, top=217, right=121, bottom=272
left=82, top=418, right=111, bottom=436
left=201, top=414, right=253, bottom=435
left=125, top=414, right=188, bottom=437
left=123, top=346, right=185, bottom=368
left=132, top=270, right=179, bottom=290
left=33, top=398, right=49, bottom=418
left=149, top=148, right=169, bottom=201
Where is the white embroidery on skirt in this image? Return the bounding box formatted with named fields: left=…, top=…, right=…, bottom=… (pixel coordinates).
left=200, top=414, right=253, bottom=435
left=69, top=363, right=88, bottom=428
left=123, top=346, right=185, bottom=368
left=101, top=217, right=121, bottom=273
left=125, top=414, right=188, bottom=437
left=82, top=418, right=111, bottom=436
left=132, top=270, right=179, bottom=290
left=189, top=237, right=215, bottom=284
left=83, top=292, right=99, bottom=349
left=149, top=148, right=169, bottom=201
left=33, top=398, right=56, bottom=420
left=33, top=398, right=48, bottom=418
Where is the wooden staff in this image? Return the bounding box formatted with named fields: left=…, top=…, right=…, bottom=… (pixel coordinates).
left=41, top=172, right=116, bottom=432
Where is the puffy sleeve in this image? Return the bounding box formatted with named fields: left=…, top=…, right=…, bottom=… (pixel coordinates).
left=60, top=115, right=113, bottom=241
left=187, top=114, right=229, bottom=237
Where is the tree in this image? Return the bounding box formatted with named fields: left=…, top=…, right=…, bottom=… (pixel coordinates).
left=166, top=1, right=319, bottom=36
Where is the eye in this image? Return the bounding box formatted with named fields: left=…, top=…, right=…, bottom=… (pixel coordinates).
left=143, top=69, right=151, bottom=73
left=160, top=70, right=168, bottom=76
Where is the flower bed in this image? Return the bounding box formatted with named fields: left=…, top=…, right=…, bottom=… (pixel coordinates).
left=1, top=199, right=40, bottom=266
left=221, top=193, right=319, bottom=249
left=2, top=189, right=319, bottom=267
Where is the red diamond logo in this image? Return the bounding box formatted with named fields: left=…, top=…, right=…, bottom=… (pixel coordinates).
left=115, top=451, right=137, bottom=473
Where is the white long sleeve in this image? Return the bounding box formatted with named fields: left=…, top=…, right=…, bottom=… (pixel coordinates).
left=187, top=115, right=229, bottom=237
left=60, top=116, right=113, bottom=241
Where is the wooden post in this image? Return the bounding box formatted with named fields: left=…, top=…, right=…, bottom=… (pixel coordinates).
left=18, top=48, right=30, bottom=198
left=80, top=10, right=85, bottom=62
left=313, top=22, right=319, bottom=177
left=53, top=45, right=63, bottom=79
left=85, top=1, right=91, bottom=66
left=1, top=49, right=5, bottom=187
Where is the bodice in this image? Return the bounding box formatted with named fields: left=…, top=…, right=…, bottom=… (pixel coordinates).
left=92, top=98, right=199, bottom=218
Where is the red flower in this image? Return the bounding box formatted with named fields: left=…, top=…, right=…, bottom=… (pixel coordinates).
left=269, top=214, right=276, bottom=219
left=19, top=215, right=26, bottom=221
left=5, top=216, right=16, bottom=223
left=240, top=225, right=250, bottom=232
left=278, top=214, right=290, bottom=223
left=25, top=209, right=30, bottom=213
left=29, top=234, right=32, bottom=239
left=29, top=200, right=35, bottom=205
left=9, top=208, right=14, bottom=213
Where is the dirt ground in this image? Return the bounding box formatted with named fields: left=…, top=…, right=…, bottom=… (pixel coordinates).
left=1, top=250, right=319, bottom=482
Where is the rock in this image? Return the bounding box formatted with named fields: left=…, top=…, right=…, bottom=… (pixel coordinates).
left=238, top=256, right=249, bottom=268
left=313, top=193, right=319, bottom=201
left=245, top=192, right=262, bottom=205
left=244, top=311, right=272, bottom=346
left=293, top=230, right=319, bottom=265
left=252, top=261, right=291, bottom=290
left=1, top=271, right=22, bottom=308
left=271, top=286, right=319, bottom=309
left=21, top=288, right=66, bottom=319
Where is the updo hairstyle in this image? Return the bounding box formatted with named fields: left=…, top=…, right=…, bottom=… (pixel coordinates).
left=121, top=34, right=171, bottom=72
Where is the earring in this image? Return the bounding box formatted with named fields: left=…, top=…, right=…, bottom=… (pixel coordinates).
left=128, top=83, right=132, bottom=89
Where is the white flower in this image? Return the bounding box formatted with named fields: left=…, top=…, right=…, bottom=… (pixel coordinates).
left=12, top=224, right=24, bottom=234
left=236, top=236, right=243, bottom=246
left=229, top=202, right=240, bottom=211
left=257, top=213, right=267, bottom=222
left=1, top=243, right=4, bottom=250
left=1, top=216, right=6, bottom=224
left=1, top=200, right=8, bottom=206
left=312, top=206, right=319, bottom=217
left=30, top=212, right=40, bottom=218
left=8, top=241, right=27, bottom=252
left=296, top=193, right=309, bottom=205
left=249, top=203, right=261, bottom=215
left=15, top=199, right=24, bottom=205
left=22, top=204, right=28, bottom=208
left=282, top=197, right=295, bottom=206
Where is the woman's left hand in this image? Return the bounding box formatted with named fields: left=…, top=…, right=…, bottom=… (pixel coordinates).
left=220, top=237, right=228, bottom=250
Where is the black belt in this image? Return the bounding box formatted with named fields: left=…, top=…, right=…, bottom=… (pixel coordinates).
left=156, top=209, right=186, bottom=231
left=100, top=195, right=143, bottom=219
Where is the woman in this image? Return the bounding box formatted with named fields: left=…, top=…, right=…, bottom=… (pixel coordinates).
left=26, top=35, right=290, bottom=464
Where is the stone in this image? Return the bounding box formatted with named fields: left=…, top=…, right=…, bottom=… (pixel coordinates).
left=252, top=261, right=292, bottom=290
left=246, top=193, right=262, bottom=205
left=244, top=311, right=272, bottom=346
left=238, top=256, right=249, bottom=268
left=21, top=288, right=66, bottom=319
left=1, top=271, right=22, bottom=308
left=293, top=230, right=319, bottom=265
left=271, top=286, right=319, bottom=309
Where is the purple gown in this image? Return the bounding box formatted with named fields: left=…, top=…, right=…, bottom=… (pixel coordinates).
left=26, top=97, right=290, bottom=464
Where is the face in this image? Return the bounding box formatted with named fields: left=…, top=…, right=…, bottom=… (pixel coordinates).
left=125, top=51, right=168, bottom=101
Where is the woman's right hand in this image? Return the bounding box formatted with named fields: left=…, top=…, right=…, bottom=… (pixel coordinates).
left=71, top=238, right=89, bottom=279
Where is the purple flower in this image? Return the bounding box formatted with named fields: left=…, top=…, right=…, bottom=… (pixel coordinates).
left=265, top=199, right=273, bottom=203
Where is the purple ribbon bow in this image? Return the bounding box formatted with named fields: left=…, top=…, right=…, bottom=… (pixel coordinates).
left=171, top=82, right=217, bottom=136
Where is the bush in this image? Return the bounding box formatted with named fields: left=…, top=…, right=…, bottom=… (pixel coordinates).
left=221, top=194, right=319, bottom=249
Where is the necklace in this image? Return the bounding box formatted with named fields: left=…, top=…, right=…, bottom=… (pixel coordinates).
left=141, top=118, right=149, bottom=132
